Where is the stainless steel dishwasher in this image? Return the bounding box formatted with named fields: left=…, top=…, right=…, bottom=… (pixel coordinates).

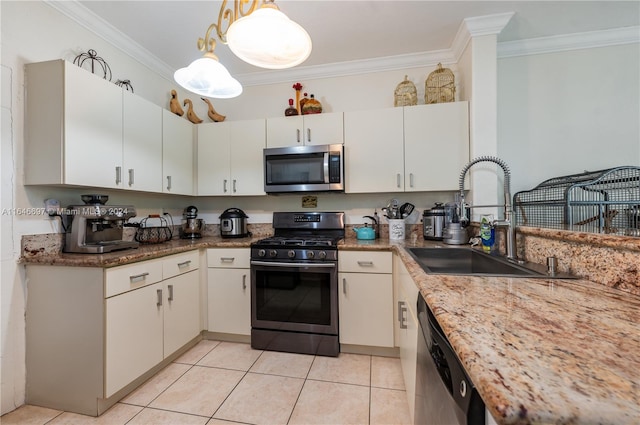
left=415, top=295, right=486, bottom=425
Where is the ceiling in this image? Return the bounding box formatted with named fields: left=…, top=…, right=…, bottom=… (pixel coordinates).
left=77, top=0, right=639, bottom=79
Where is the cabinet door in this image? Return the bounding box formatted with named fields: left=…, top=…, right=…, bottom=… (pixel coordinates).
left=266, top=115, right=303, bottom=147
left=338, top=272, right=394, bottom=347
left=404, top=102, right=469, bottom=191
left=344, top=108, right=404, bottom=193
left=65, top=62, right=123, bottom=188
left=229, top=119, right=266, bottom=196
left=105, top=282, right=163, bottom=397
left=395, top=255, right=419, bottom=420
left=123, top=91, right=163, bottom=192
left=207, top=268, right=251, bottom=335
left=302, top=112, right=344, bottom=145
left=163, top=270, right=201, bottom=356
left=162, top=110, right=194, bottom=195
left=197, top=122, right=231, bottom=195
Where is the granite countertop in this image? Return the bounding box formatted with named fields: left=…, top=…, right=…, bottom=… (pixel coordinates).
left=21, top=236, right=640, bottom=424
left=20, top=235, right=261, bottom=267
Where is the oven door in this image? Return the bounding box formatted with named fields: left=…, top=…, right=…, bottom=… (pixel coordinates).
left=250, top=260, right=338, bottom=335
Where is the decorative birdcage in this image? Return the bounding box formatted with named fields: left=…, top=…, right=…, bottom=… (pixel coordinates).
left=514, top=166, right=640, bottom=236
left=73, top=49, right=112, bottom=81
left=425, top=63, right=455, bottom=104
left=394, top=75, right=417, bottom=107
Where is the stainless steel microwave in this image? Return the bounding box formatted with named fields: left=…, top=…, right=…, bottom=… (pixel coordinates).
left=264, top=144, right=344, bottom=193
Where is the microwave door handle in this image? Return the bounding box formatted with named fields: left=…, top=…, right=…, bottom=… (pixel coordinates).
left=324, top=152, right=330, bottom=183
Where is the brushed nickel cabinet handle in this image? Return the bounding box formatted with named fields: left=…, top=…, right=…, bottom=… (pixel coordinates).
left=296, top=129, right=301, bottom=143
left=128, top=169, right=135, bottom=186
left=221, top=257, right=235, bottom=263
left=223, top=179, right=228, bottom=193
left=233, top=179, right=237, bottom=193
left=177, top=260, right=191, bottom=268
left=166, top=175, right=172, bottom=190
left=129, top=272, right=149, bottom=283
left=397, top=173, right=401, bottom=188
left=400, top=302, right=408, bottom=329
left=410, top=173, right=414, bottom=188
left=242, top=274, right=247, bottom=290
left=156, top=289, right=163, bottom=306
left=357, top=261, right=374, bottom=267
left=342, top=278, right=347, bottom=294
left=168, top=284, right=174, bottom=301
left=115, top=166, right=122, bottom=185
left=307, top=128, right=311, bottom=142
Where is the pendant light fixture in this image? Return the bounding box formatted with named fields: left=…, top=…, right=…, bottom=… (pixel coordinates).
left=174, top=0, right=312, bottom=99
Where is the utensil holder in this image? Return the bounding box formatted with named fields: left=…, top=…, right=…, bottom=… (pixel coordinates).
left=388, top=219, right=406, bottom=240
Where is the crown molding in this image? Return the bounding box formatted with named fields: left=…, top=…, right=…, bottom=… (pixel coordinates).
left=236, top=50, right=457, bottom=86
left=45, top=1, right=639, bottom=88
left=497, top=26, right=640, bottom=58
left=44, top=0, right=176, bottom=79
left=450, top=12, right=515, bottom=61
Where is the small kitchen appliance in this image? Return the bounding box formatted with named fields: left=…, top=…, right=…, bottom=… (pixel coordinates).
left=219, top=207, right=249, bottom=238
left=423, top=202, right=446, bottom=240
left=250, top=212, right=345, bottom=356
left=180, top=206, right=204, bottom=239
left=263, top=144, right=344, bottom=193
left=353, top=224, right=375, bottom=240
left=63, top=194, right=138, bottom=253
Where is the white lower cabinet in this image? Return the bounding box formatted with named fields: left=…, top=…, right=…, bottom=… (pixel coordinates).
left=338, top=251, right=394, bottom=348
left=394, top=253, right=420, bottom=422
left=25, top=250, right=200, bottom=416
left=207, top=248, right=251, bottom=336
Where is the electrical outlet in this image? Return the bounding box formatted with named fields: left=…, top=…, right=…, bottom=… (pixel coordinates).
left=44, top=198, right=60, bottom=216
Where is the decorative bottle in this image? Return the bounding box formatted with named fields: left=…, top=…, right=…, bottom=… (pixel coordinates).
left=285, top=98, right=298, bottom=116
left=299, top=92, right=309, bottom=112
left=302, top=94, right=322, bottom=115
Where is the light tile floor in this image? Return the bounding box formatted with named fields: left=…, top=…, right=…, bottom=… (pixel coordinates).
left=2, top=341, right=411, bottom=425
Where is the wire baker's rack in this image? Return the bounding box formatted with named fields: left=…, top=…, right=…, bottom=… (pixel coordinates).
left=513, top=166, right=640, bottom=236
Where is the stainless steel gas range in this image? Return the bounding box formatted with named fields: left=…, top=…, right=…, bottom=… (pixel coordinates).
left=250, top=212, right=345, bottom=357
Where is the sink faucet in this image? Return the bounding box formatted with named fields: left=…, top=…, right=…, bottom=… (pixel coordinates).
left=458, top=156, right=518, bottom=261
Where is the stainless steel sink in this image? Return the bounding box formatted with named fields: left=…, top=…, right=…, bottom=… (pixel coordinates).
left=406, top=247, right=576, bottom=278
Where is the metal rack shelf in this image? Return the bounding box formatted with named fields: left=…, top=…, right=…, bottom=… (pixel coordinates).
left=514, top=166, right=640, bottom=236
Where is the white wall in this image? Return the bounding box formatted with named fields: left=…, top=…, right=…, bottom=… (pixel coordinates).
left=1, top=0, right=639, bottom=415
left=498, top=44, right=640, bottom=195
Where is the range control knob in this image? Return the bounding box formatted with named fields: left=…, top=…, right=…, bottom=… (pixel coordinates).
left=269, top=249, right=278, bottom=258
left=307, top=251, right=315, bottom=259
left=258, top=249, right=266, bottom=257
left=318, top=251, right=327, bottom=260
left=288, top=250, right=296, bottom=259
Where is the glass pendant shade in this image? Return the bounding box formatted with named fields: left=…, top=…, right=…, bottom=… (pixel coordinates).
left=174, top=55, right=243, bottom=99
left=226, top=6, right=312, bottom=69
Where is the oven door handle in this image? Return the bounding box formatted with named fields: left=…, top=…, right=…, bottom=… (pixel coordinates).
left=251, top=260, right=336, bottom=268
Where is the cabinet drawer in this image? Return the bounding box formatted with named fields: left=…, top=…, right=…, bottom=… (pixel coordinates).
left=162, top=250, right=200, bottom=279
left=339, top=251, right=392, bottom=273
left=105, top=259, right=163, bottom=298
left=207, top=248, right=250, bottom=268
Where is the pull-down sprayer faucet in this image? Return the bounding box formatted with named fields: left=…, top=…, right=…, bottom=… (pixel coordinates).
left=458, top=156, right=518, bottom=261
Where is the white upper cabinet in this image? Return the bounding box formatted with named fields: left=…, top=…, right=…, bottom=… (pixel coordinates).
left=404, top=102, right=469, bottom=192
left=162, top=110, right=194, bottom=195
left=344, top=103, right=469, bottom=193
left=266, top=112, right=343, bottom=148
left=25, top=60, right=123, bottom=188
left=123, top=91, right=163, bottom=192
left=197, top=119, right=265, bottom=196
left=344, top=107, right=405, bottom=193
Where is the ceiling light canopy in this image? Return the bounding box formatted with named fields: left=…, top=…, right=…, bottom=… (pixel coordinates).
left=174, top=0, right=312, bottom=99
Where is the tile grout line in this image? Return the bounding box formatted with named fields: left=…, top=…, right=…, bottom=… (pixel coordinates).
left=286, top=352, right=319, bottom=425
left=121, top=341, right=219, bottom=424
left=207, top=346, right=266, bottom=422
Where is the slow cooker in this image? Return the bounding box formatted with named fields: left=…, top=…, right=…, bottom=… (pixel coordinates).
left=219, top=208, right=249, bottom=238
